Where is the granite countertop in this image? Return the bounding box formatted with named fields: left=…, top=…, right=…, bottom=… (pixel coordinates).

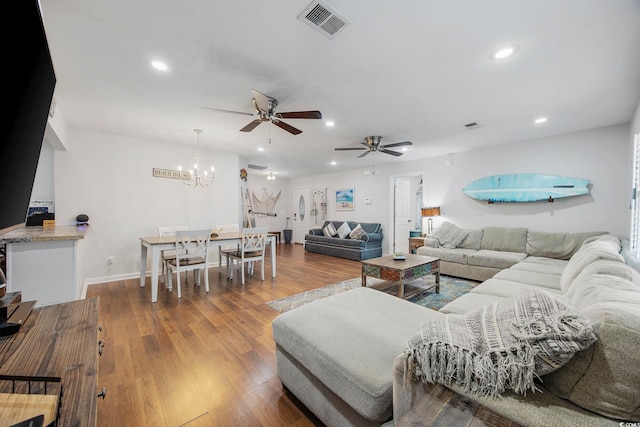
left=0, top=225, right=89, bottom=243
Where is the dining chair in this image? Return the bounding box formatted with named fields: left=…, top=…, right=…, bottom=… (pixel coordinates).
left=225, top=227, right=268, bottom=285
left=165, top=229, right=211, bottom=298
left=158, top=225, right=189, bottom=285
left=215, top=223, right=240, bottom=275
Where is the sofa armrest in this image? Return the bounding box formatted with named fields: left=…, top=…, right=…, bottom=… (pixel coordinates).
left=393, top=353, right=427, bottom=423
left=362, top=232, right=382, bottom=243
left=308, top=228, right=323, bottom=236
left=423, top=236, right=440, bottom=248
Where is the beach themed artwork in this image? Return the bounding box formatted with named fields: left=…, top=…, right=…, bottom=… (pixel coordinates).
left=336, top=188, right=355, bottom=210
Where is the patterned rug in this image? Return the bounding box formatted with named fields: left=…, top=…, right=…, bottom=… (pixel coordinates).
left=266, top=275, right=479, bottom=314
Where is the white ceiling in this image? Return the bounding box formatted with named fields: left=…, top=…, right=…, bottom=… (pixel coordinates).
left=40, top=0, right=640, bottom=179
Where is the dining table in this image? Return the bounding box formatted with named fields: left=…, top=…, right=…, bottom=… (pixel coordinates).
left=139, top=231, right=277, bottom=302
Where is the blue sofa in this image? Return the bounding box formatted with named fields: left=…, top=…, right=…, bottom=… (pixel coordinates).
left=304, top=220, right=383, bottom=261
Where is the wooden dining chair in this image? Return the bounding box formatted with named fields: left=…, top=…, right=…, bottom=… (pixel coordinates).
left=165, top=229, right=211, bottom=298
left=215, top=223, right=240, bottom=275
left=225, top=227, right=268, bottom=285
left=158, top=225, right=189, bottom=285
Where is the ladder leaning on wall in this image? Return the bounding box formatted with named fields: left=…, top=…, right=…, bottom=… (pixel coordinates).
left=242, top=188, right=255, bottom=228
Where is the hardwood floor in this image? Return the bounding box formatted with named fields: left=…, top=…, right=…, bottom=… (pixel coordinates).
left=88, top=243, right=361, bottom=427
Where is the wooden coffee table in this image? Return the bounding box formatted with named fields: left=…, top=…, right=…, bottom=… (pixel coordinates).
left=361, top=254, right=440, bottom=299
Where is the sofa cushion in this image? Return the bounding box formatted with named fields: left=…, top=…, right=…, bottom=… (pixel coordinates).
left=439, top=292, right=505, bottom=314
left=337, top=222, right=351, bottom=239
left=458, top=229, right=482, bottom=250
left=492, top=269, right=561, bottom=291
left=470, top=278, right=562, bottom=298
left=406, top=290, right=596, bottom=398
left=568, top=259, right=640, bottom=291
left=467, top=250, right=527, bottom=269
left=543, top=274, right=640, bottom=421
left=518, top=256, right=569, bottom=268
left=349, top=223, right=366, bottom=240
left=480, top=227, right=528, bottom=253
left=272, top=287, right=441, bottom=422
left=323, top=222, right=337, bottom=237
left=526, top=230, right=605, bottom=259
left=415, top=246, right=475, bottom=264
left=305, top=234, right=366, bottom=249
left=510, top=261, right=566, bottom=276
left=560, top=237, right=624, bottom=292
left=430, top=222, right=468, bottom=249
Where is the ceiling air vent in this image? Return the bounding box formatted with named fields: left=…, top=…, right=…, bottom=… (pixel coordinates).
left=248, top=164, right=269, bottom=170
left=298, top=1, right=349, bottom=39
left=464, top=122, right=480, bottom=130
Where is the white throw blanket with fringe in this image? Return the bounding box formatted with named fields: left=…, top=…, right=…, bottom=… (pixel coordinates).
left=405, top=290, right=596, bottom=398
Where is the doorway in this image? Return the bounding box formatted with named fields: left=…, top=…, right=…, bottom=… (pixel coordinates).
left=292, top=187, right=311, bottom=244
left=389, top=172, right=425, bottom=254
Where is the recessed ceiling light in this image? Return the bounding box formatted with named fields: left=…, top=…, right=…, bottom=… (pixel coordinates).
left=330, top=161, right=337, bottom=166
left=401, top=147, right=409, bottom=152
left=491, top=46, right=516, bottom=60
left=325, top=121, right=335, bottom=127
left=151, top=60, right=169, bottom=71
left=534, top=117, right=548, bottom=124
left=257, top=147, right=265, bottom=152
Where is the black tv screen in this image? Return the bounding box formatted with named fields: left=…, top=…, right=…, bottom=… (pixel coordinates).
left=0, top=0, right=56, bottom=232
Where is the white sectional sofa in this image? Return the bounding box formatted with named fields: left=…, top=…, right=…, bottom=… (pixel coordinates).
left=416, top=223, right=605, bottom=281
left=271, top=229, right=640, bottom=426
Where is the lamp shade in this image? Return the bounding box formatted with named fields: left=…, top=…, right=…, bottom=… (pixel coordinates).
left=421, top=207, right=441, bottom=217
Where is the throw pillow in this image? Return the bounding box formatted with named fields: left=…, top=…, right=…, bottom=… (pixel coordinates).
left=323, top=222, right=338, bottom=237
left=337, top=222, right=351, bottom=239
left=405, top=290, right=596, bottom=398
left=429, top=221, right=468, bottom=249
left=349, top=224, right=366, bottom=240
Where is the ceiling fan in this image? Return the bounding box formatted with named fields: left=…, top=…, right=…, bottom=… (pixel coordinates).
left=202, top=89, right=322, bottom=135
left=335, top=136, right=413, bottom=158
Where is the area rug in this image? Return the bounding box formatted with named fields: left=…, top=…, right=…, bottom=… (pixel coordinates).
left=266, top=275, right=479, bottom=314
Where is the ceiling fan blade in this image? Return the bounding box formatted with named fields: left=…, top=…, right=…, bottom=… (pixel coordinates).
left=273, top=120, right=302, bottom=135
left=357, top=151, right=371, bottom=158
left=381, top=141, right=412, bottom=148
left=380, top=149, right=403, bottom=156
left=201, top=107, right=254, bottom=116
left=240, top=119, right=262, bottom=132
left=251, top=89, right=270, bottom=113
left=276, top=111, right=323, bottom=120
left=335, top=147, right=367, bottom=151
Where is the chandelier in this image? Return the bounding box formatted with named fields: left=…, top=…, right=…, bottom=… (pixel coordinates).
left=266, top=172, right=276, bottom=181
left=178, top=129, right=214, bottom=187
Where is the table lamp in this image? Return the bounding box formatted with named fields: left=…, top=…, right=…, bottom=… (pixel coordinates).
left=421, top=207, right=441, bottom=234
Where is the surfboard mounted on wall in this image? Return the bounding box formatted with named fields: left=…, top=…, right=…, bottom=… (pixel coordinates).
left=462, top=173, right=590, bottom=204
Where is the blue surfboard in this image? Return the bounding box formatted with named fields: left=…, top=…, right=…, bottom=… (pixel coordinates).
left=463, top=173, right=590, bottom=203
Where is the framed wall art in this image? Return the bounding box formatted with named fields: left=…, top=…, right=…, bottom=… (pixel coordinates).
left=335, top=188, right=355, bottom=211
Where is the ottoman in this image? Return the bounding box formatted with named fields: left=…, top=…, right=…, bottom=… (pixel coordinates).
left=272, top=287, right=441, bottom=426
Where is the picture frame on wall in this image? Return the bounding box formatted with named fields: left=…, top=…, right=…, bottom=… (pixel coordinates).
left=335, top=188, right=355, bottom=211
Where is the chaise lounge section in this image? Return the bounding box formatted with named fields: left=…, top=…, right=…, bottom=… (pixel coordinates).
left=272, top=230, right=640, bottom=426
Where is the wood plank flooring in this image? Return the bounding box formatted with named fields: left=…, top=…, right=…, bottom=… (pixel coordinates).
left=88, top=243, right=361, bottom=427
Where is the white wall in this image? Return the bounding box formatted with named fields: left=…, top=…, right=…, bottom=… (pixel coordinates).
left=30, top=141, right=55, bottom=205
left=49, top=122, right=632, bottom=283
left=290, top=124, right=631, bottom=255
left=54, top=128, right=242, bottom=283
left=246, top=176, right=292, bottom=232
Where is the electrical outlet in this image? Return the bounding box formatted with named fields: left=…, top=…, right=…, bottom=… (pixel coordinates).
left=107, top=256, right=115, bottom=265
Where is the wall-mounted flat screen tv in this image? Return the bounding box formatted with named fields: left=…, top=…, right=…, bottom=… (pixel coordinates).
left=0, top=0, right=56, bottom=232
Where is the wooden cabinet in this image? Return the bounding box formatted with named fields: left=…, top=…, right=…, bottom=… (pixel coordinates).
left=0, top=298, right=99, bottom=426
left=409, top=237, right=425, bottom=254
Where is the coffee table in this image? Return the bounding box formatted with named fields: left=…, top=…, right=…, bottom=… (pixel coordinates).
left=361, top=254, right=440, bottom=299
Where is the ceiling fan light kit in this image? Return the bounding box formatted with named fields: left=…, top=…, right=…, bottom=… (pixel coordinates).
left=203, top=89, right=322, bottom=136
